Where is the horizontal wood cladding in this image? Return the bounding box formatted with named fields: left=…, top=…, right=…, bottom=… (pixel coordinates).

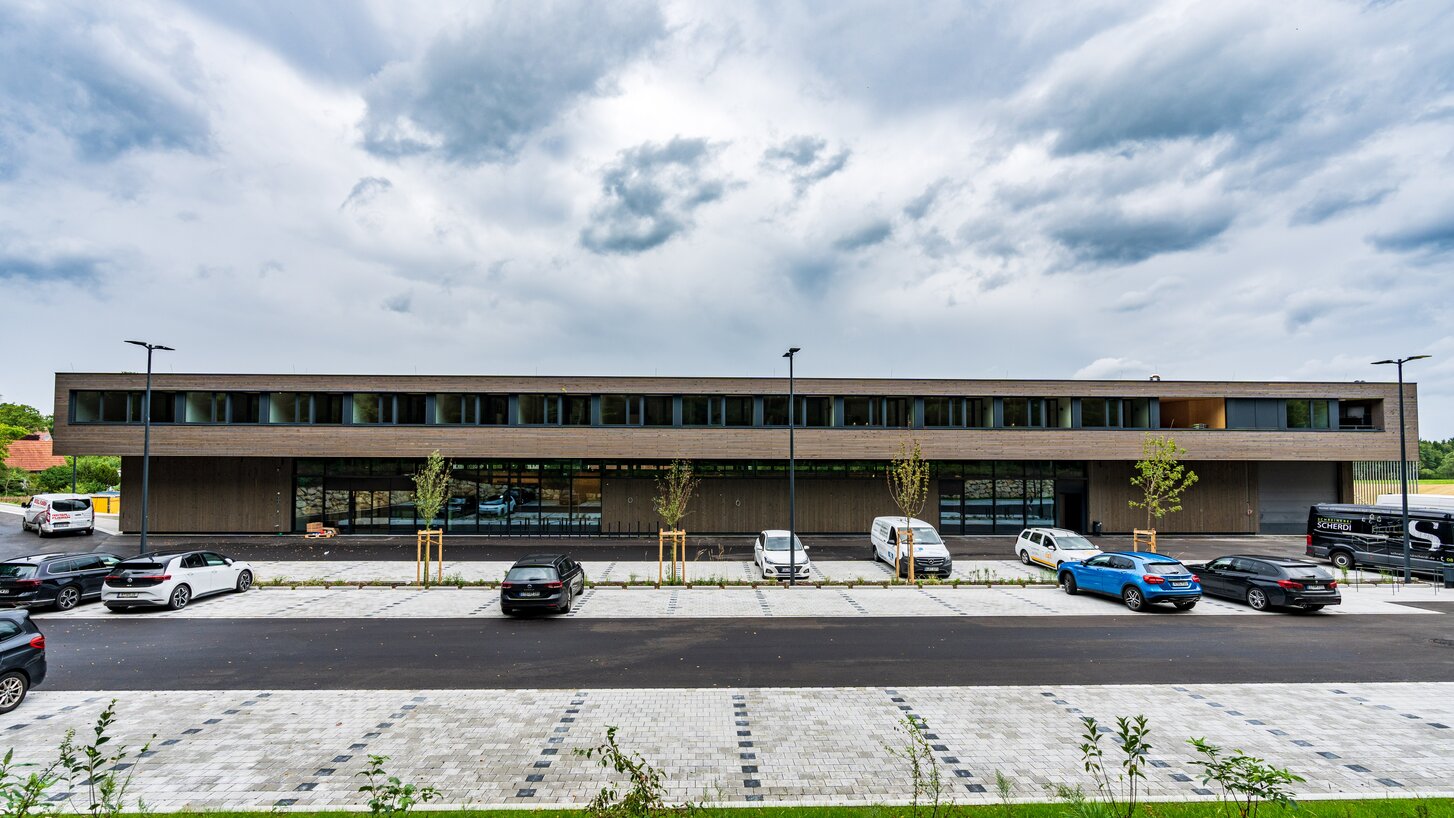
left=1089, top=460, right=1259, bottom=534
left=58, top=425, right=1408, bottom=461
left=602, top=477, right=922, bottom=535
left=56, top=371, right=1409, bottom=399
left=119, top=456, right=290, bottom=533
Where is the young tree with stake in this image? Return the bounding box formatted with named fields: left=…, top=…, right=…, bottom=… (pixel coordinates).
left=887, top=439, right=930, bottom=583
left=1129, top=434, right=1198, bottom=534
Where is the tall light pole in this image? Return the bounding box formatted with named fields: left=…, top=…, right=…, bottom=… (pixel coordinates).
left=126, top=340, right=174, bottom=555
left=783, top=347, right=801, bottom=586
left=1372, top=354, right=1430, bottom=583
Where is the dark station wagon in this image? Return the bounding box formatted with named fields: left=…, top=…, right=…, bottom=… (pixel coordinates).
left=500, top=554, right=587, bottom=616
left=0, top=552, right=122, bottom=610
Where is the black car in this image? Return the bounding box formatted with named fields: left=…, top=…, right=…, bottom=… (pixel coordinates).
left=1195, top=555, right=1341, bottom=612
left=0, top=552, right=122, bottom=610
left=0, top=610, right=46, bottom=714
left=500, top=554, right=587, bottom=616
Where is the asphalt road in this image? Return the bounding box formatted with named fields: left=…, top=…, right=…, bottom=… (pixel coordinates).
left=0, top=511, right=1307, bottom=563
left=38, top=607, right=1454, bottom=690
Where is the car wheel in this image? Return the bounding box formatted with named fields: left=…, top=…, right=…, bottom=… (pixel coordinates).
left=235, top=570, right=253, bottom=593
left=84, top=527, right=94, bottom=536
left=55, top=585, right=82, bottom=611
left=167, top=584, right=192, bottom=611
left=1060, top=573, right=1078, bottom=595
left=560, top=587, right=573, bottom=614
left=1122, top=586, right=1145, bottom=611
left=36, top=526, right=48, bottom=539
left=1330, top=551, right=1355, bottom=570
left=1246, top=587, right=1270, bottom=611
left=1019, top=550, right=1031, bottom=565
left=1173, top=599, right=1197, bottom=611
left=0, top=671, right=28, bottom=715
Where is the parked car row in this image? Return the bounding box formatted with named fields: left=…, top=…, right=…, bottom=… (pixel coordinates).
left=0, top=550, right=253, bottom=612
left=1052, top=547, right=1340, bottom=613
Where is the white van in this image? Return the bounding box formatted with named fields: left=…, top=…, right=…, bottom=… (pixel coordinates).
left=20, top=495, right=95, bottom=538
left=870, top=516, right=953, bottom=578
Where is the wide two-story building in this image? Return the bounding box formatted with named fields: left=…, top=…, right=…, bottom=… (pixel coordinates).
left=51, top=373, right=1417, bottom=536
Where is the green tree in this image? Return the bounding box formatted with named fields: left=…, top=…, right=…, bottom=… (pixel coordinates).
left=1437, top=451, right=1454, bottom=480
left=887, top=438, right=930, bottom=582
left=411, top=450, right=450, bottom=531
left=1129, top=434, right=1198, bottom=531
left=0, top=404, right=50, bottom=433
left=652, top=459, right=698, bottom=531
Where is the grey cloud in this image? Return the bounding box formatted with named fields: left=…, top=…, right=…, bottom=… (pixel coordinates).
left=1368, top=213, right=1454, bottom=256
left=0, top=253, right=104, bottom=283
left=903, top=180, right=949, bottom=221
left=762, top=135, right=850, bottom=195
left=832, top=220, right=893, bottom=252
left=360, top=2, right=664, bottom=164
left=180, top=0, right=393, bottom=83
left=341, top=177, right=393, bottom=210
left=383, top=292, right=413, bottom=314
left=1051, top=208, right=1234, bottom=266
left=580, top=137, right=731, bottom=255
left=1291, top=186, right=1395, bottom=226
left=0, top=4, right=211, bottom=162
left=1021, top=11, right=1323, bottom=156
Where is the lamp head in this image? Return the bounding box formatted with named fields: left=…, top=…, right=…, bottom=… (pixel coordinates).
left=1408, top=354, right=1432, bottom=362
left=1371, top=359, right=1395, bottom=366
left=783, top=347, right=801, bottom=358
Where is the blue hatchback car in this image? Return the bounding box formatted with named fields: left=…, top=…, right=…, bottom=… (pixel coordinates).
left=1058, top=551, right=1201, bottom=612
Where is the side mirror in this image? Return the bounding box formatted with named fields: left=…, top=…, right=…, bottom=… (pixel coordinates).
left=225, top=557, right=234, bottom=565
left=802, top=545, right=809, bottom=551
left=1046, top=544, right=1057, bottom=551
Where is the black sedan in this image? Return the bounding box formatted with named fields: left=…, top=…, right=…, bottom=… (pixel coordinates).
left=500, top=554, right=587, bottom=616
left=1194, top=555, right=1341, bottom=612
left=0, top=610, right=46, bottom=714
left=0, top=552, right=122, bottom=610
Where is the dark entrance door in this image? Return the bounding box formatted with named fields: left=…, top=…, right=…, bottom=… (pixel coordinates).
left=1055, top=480, right=1087, bottom=533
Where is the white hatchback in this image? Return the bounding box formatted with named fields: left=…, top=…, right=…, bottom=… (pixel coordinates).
left=102, top=550, right=254, bottom=611
left=20, top=495, right=95, bottom=537
left=1014, top=527, right=1102, bottom=570
left=753, top=530, right=811, bottom=580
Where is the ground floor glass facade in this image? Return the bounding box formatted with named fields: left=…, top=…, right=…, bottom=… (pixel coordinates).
left=292, top=459, right=1089, bottom=535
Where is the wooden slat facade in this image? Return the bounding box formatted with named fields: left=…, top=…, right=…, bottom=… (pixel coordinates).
left=1088, top=461, right=1260, bottom=534
left=118, top=456, right=291, bottom=533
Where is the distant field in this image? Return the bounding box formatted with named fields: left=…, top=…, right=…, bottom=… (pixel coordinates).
left=1421, top=482, right=1454, bottom=495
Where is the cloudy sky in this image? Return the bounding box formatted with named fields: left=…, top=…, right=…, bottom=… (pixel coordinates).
left=2, top=0, right=1452, bottom=437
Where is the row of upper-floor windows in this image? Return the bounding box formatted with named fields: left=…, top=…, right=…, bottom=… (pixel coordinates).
left=68, top=390, right=1383, bottom=431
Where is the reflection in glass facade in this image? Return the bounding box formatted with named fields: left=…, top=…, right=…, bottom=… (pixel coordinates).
left=294, top=458, right=1089, bottom=535
left=293, top=459, right=605, bottom=535
left=936, top=461, right=1087, bottom=534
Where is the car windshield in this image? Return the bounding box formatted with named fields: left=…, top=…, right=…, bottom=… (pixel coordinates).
left=902, top=526, right=943, bottom=545
left=0, top=564, right=37, bottom=579
left=1057, top=535, right=1098, bottom=550
left=1144, top=562, right=1190, bottom=575
left=506, top=566, right=558, bottom=582
left=764, top=535, right=805, bottom=551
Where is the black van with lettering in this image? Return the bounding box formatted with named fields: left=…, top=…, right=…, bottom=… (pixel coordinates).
left=1307, top=503, right=1454, bottom=576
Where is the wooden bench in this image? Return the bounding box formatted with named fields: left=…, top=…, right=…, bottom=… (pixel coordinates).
left=305, top=522, right=338, bottom=538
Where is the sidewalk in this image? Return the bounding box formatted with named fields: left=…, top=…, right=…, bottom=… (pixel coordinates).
left=8, top=682, right=1453, bottom=810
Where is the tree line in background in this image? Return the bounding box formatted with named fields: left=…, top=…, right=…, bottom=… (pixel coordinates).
left=1420, top=438, right=1454, bottom=480
left=0, top=401, right=120, bottom=496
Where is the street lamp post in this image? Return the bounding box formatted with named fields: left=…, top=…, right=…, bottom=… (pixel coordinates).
left=1372, top=354, right=1430, bottom=583
left=783, top=347, right=801, bottom=587
left=125, top=340, right=174, bottom=555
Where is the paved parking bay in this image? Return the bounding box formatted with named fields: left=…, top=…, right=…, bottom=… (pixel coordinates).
left=5, top=683, right=1452, bottom=811
left=31, top=577, right=1446, bottom=619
